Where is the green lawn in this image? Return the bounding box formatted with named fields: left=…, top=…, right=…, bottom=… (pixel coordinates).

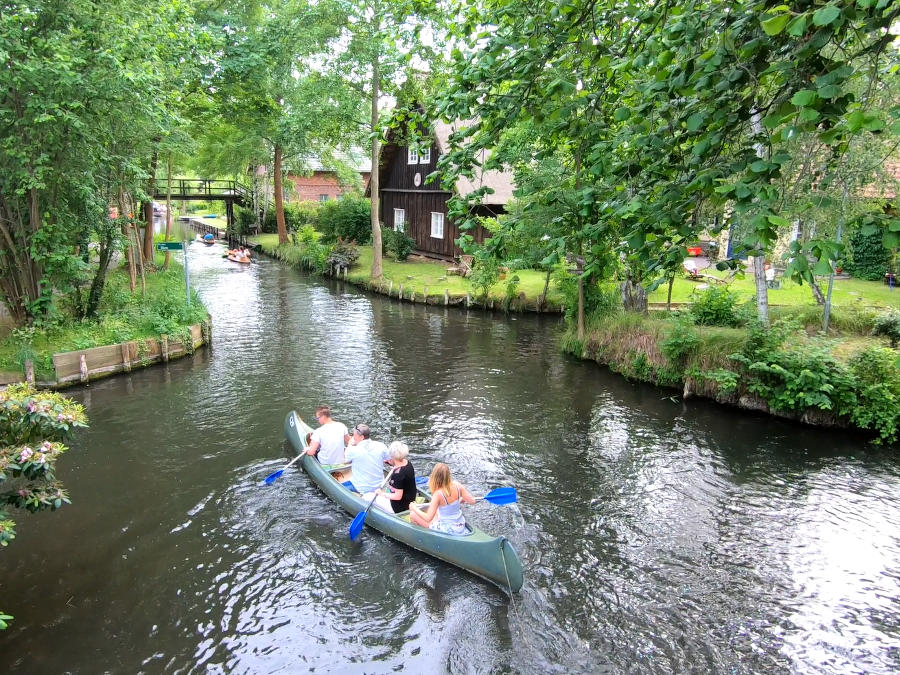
left=253, top=233, right=900, bottom=312
left=647, top=269, right=900, bottom=309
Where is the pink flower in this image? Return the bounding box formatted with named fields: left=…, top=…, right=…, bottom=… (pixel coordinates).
left=42, top=441, right=52, bottom=450
left=19, top=447, right=33, bottom=462
left=34, top=453, right=46, bottom=465
left=27, top=401, right=35, bottom=412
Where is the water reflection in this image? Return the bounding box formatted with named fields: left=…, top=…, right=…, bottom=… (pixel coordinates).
left=0, top=243, right=898, bottom=673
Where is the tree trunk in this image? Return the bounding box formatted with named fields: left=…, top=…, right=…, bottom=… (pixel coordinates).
left=369, top=36, right=383, bottom=280
left=809, top=276, right=825, bottom=305
left=752, top=252, right=769, bottom=323
left=274, top=144, right=288, bottom=245
left=576, top=275, right=585, bottom=340
left=164, top=152, right=173, bottom=270
left=666, top=272, right=675, bottom=311
left=143, top=148, right=159, bottom=262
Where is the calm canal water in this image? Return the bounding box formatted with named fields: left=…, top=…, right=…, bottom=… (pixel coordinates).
left=2, top=242, right=899, bottom=674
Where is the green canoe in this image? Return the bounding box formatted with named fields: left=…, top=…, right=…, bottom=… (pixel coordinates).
left=283, top=410, right=524, bottom=593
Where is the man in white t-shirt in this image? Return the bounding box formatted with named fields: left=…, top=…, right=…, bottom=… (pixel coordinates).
left=305, top=405, right=350, bottom=465
left=344, top=423, right=390, bottom=495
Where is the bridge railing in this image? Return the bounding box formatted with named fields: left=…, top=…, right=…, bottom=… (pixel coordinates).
left=155, top=179, right=250, bottom=204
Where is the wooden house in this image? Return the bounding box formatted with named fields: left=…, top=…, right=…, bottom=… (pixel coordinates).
left=371, top=120, right=515, bottom=260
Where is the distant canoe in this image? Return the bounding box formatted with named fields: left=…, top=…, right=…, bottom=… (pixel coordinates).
left=226, top=253, right=250, bottom=264
left=283, top=410, right=524, bottom=592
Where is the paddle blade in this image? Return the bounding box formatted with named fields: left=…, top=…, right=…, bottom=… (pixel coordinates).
left=483, top=487, right=517, bottom=505
left=415, top=476, right=428, bottom=486
left=348, top=511, right=367, bottom=540
left=263, top=469, right=284, bottom=485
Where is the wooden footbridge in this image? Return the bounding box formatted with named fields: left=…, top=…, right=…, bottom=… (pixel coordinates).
left=153, top=179, right=251, bottom=229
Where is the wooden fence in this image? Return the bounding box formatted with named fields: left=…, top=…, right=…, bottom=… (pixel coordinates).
left=0, top=321, right=210, bottom=389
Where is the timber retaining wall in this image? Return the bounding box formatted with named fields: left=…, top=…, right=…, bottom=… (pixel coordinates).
left=0, top=320, right=210, bottom=390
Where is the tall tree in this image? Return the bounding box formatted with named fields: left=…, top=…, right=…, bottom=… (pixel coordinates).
left=435, top=0, right=900, bottom=323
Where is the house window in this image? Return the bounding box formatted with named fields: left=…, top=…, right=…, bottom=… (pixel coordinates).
left=408, top=147, right=419, bottom=164
left=430, top=212, right=444, bottom=239
left=393, top=208, right=405, bottom=232
left=319, top=194, right=329, bottom=202
left=419, top=146, right=431, bottom=163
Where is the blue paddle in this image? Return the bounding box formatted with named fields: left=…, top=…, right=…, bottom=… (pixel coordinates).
left=264, top=454, right=303, bottom=485
left=348, top=468, right=396, bottom=541
left=477, top=487, right=517, bottom=505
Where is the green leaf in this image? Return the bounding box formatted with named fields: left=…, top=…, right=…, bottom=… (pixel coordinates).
left=817, top=84, right=841, bottom=99
left=761, top=14, right=790, bottom=36
left=786, top=14, right=809, bottom=36
left=791, top=90, right=818, bottom=106
left=813, top=5, right=841, bottom=26
left=686, top=113, right=705, bottom=132
left=614, top=107, right=631, bottom=122
left=767, top=215, right=791, bottom=227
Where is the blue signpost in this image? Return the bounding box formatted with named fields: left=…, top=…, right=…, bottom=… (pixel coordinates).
left=156, top=241, right=190, bottom=307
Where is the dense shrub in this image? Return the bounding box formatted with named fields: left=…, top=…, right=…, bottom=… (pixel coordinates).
left=469, top=252, right=501, bottom=301
left=552, top=266, right=620, bottom=323
left=848, top=347, right=900, bottom=442
left=661, top=318, right=701, bottom=365
left=382, top=228, right=415, bottom=261
left=847, top=224, right=890, bottom=280
left=327, top=240, right=360, bottom=272
left=234, top=205, right=257, bottom=234
left=689, top=286, right=748, bottom=327
left=261, top=202, right=321, bottom=234
left=873, top=309, right=900, bottom=348
left=318, top=196, right=371, bottom=244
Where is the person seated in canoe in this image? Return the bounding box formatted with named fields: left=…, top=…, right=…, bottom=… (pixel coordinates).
left=305, top=405, right=350, bottom=466
left=409, top=463, right=476, bottom=535
left=343, top=423, right=390, bottom=496
left=373, top=441, right=416, bottom=514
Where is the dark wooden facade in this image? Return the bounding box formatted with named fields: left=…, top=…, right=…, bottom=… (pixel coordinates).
left=376, top=139, right=500, bottom=260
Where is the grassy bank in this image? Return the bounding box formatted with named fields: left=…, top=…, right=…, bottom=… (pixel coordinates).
left=565, top=309, right=900, bottom=444
left=0, top=261, right=208, bottom=380
left=251, top=234, right=566, bottom=310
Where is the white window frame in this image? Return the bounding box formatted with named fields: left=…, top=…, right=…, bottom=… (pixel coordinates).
left=430, top=212, right=444, bottom=239
left=419, top=146, right=431, bottom=163
left=318, top=194, right=329, bottom=202
left=393, top=208, right=406, bottom=232
left=408, top=147, right=419, bottom=164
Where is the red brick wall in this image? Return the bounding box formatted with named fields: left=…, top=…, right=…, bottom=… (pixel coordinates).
left=287, top=171, right=371, bottom=202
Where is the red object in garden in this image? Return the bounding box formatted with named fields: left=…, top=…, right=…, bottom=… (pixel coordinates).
left=687, top=246, right=702, bottom=256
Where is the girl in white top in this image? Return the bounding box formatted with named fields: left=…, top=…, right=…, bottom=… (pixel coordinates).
left=409, top=463, right=475, bottom=535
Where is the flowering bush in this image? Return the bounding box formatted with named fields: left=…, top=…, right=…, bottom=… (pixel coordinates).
left=0, top=384, right=86, bottom=628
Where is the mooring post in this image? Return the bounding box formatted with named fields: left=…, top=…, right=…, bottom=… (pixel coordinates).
left=389, top=280, right=393, bottom=296
left=121, top=342, right=131, bottom=372
left=445, top=289, right=450, bottom=305
left=79, top=354, right=88, bottom=383
left=466, top=293, right=471, bottom=308
left=161, top=334, right=169, bottom=362
left=399, top=284, right=403, bottom=300
left=423, top=286, right=428, bottom=304
left=24, top=359, right=34, bottom=385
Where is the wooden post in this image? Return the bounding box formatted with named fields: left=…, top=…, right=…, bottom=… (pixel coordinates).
left=24, top=359, right=34, bottom=385
left=423, top=286, right=428, bottom=304
left=121, top=342, right=131, bottom=372
left=466, top=293, right=471, bottom=308
left=399, top=284, right=403, bottom=300
left=202, top=320, right=211, bottom=346
left=389, top=280, right=393, bottom=296
left=344, top=267, right=348, bottom=281
left=79, top=354, right=88, bottom=383
left=161, top=334, right=169, bottom=362
left=445, top=289, right=450, bottom=305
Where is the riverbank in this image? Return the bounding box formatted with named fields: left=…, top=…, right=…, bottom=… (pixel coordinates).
left=251, top=234, right=566, bottom=312
left=563, top=311, right=900, bottom=444
left=0, top=258, right=210, bottom=387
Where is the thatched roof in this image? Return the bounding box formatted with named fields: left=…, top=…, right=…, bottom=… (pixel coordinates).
left=432, top=120, right=515, bottom=206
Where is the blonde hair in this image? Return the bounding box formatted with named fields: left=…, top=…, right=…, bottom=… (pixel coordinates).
left=428, top=462, right=453, bottom=495
left=388, top=441, right=409, bottom=461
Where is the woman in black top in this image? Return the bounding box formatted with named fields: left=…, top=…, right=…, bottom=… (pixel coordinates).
left=376, top=442, right=416, bottom=513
